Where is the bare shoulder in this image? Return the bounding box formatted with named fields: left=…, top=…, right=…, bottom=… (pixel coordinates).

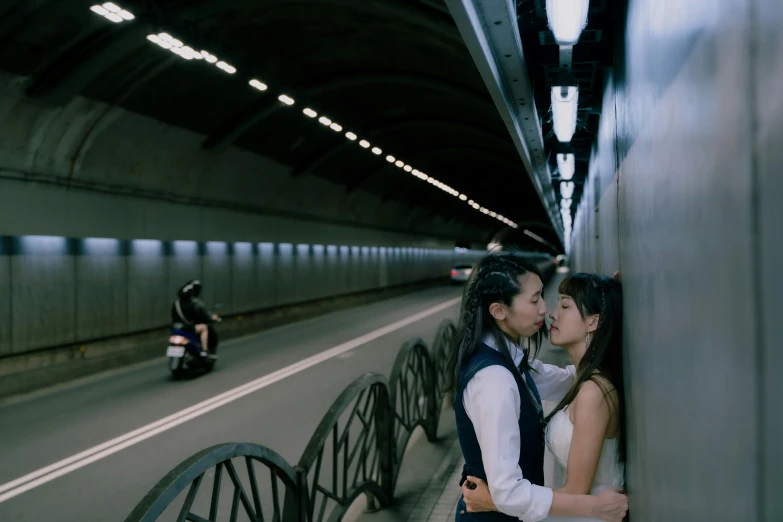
left=574, top=376, right=617, bottom=411
left=574, top=379, right=607, bottom=407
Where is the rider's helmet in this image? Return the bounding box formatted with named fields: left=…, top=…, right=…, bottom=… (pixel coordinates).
left=178, top=279, right=202, bottom=299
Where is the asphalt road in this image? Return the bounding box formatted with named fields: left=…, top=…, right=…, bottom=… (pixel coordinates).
left=0, top=286, right=464, bottom=521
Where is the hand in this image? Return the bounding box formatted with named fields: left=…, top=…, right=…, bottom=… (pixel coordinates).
left=592, top=488, right=628, bottom=522
left=610, top=270, right=620, bottom=281
left=461, top=476, right=497, bottom=513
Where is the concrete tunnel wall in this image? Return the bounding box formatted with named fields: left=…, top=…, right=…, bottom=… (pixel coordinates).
left=567, top=1, right=781, bottom=520
left=0, top=69, right=486, bottom=245
left=0, top=70, right=499, bottom=359
left=0, top=235, right=483, bottom=357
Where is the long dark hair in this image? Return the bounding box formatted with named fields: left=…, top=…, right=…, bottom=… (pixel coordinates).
left=443, top=251, right=547, bottom=403
left=545, top=273, right=626, bottom=461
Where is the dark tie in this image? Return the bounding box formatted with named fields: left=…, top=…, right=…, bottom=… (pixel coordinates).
left=524, top=369, right=543, bottom=419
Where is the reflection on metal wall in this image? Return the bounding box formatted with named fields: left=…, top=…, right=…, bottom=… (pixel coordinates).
left=568, top=0, right=781, bottom=520
left=0, top=235, right=485, bottom=357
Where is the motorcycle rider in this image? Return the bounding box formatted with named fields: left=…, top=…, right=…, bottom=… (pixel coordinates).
left=171, top=280, right=220, bottom=358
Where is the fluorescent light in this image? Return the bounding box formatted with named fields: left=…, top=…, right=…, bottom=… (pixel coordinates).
left=459, top=194, right=467, bottom=201
left=147, top=34, right=161, bottom=43
left=403, top=165, right=412, bottom=172
left=546, top=0, right=590, bottom=46
left=170, top=39, right=183, bottom=48
left=395, top=160, right=404, bottom=167
left=386, top=155, right=396, bottom=163
left=551, top=84, right=579, bottom=142
left=371, top=147, right=382, bottom=155
left=303, top=108, right=318, bottom=118
left=119, top=10, right=134, bottom=20
left=359, top=140, right=370, bottom=148
left=560, top=181, right=575, bottom=199
left=159, top=33, right=173, bottom=41
left=330, top=123, right=343, bottom=132
left=278, top=94, right=295, bottom=105
left=105, top=13, right=123, bottom=22
left=91, top=5, right=109, bottom=15
left=346, top=132, right=357, bottom=140
left=249, top=79, right=268, bottom=91
left=180, top=46, right=197, bottom=59
left=103, top=2, right=121, bottom=12
left=561, top=198, right=572, bottom=208
left=217, top=61, right=236, bottom=74
left=557, top=153, right=575, bottom=180
left=318, top=116, right=332, bottom=125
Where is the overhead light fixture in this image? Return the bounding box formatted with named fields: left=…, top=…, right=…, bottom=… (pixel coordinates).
left=403, top=165, right=412, bottom=172
left=201, top=51, right=218, bottom=63
left=345, top=132, right=357, bottom=141
left=359, top=140, right=371, bottom=149
left=371, top=147, right=382, bottom=155
left=551, top=72, right=579, bottom=143
left=459, top=194, right=468, bottom=201
left=561, top=198, right=572, bottom=209
left=330, top=123, right=343, bottom=132
left=249, top=79, right=268, bottom=91
left=303, top=108, right=318, bottom=118
left=560, top=181, right=575, bottom=199
left=278, top=94, right=295, bottom=106
left=216, top=61, right=236, bottom=74
left=318, top=117, right=332, bottom=126
left=395, top=160, right=404, bottom=167
left=546, top=0, right=590, bottom=46
left=557, top=153, right=575, bottom=180
left=91, top=3, right=134, bottom=22
left=386, top=155, right=396, bottom=163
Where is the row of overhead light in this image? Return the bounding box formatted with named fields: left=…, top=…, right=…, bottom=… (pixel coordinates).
left=88, top=3, right=518, bottom=230
left=545, top=0, right=591, bottom=244
left=89, top=2, right=134, bottom=22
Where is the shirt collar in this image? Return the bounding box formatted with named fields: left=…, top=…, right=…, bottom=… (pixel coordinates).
left=481, top=333, right=526, bottom=367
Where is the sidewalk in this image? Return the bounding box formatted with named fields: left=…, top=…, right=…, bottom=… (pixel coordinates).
left=354, top=271, right=572, bottom=522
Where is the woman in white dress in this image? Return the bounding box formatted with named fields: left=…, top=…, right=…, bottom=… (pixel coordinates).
left=461, top=273, right=625, bottom=522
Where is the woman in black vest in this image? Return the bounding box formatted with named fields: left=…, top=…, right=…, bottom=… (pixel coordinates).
left=444, top=252, right=627, bottom=522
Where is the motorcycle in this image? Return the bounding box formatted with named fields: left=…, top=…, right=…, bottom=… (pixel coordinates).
left=166, top=319, right=221, bottom=380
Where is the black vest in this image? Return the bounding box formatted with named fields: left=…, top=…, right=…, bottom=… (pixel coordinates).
left=454, top=343, right=545, bottom=522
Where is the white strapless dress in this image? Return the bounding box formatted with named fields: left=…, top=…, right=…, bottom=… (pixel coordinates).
left=543, top=407, right=625, bottom=521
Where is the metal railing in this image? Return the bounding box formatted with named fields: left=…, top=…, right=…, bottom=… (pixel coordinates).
left=124, top=318, right=457, bottom=522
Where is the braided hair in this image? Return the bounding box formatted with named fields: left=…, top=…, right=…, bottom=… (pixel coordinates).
left=443, top=251, right=547, bottom=404
left=544, top=273, right=626, bottom=462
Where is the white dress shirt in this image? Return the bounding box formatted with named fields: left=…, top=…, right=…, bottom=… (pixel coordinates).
left=462, top=336, right=576, bottom=522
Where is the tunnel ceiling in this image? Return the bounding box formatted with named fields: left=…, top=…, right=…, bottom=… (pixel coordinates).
left=0, top=0, right=562, bottom=250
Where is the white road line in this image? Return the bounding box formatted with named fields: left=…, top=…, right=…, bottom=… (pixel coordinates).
left=0, top=297, right=460, bottom=504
